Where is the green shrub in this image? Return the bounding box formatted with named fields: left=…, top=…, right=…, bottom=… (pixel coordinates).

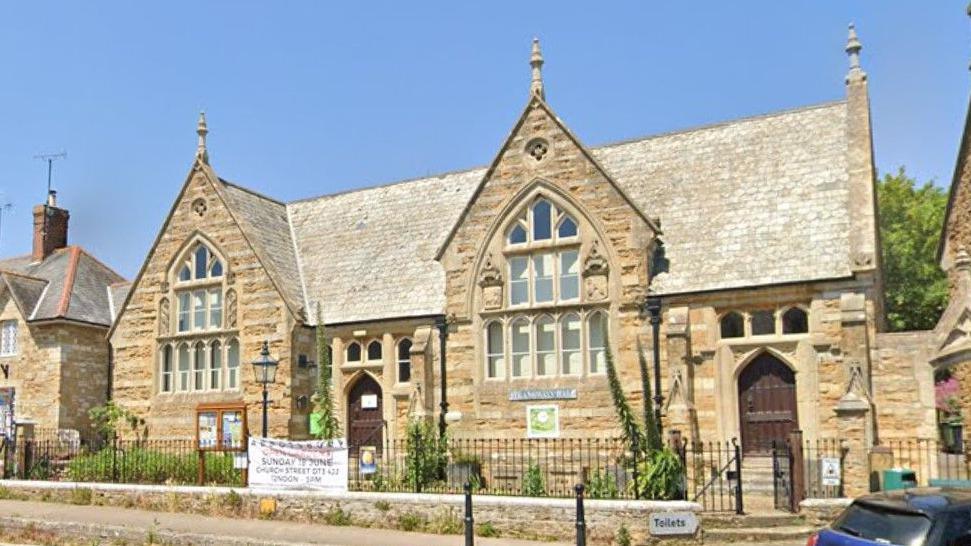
left=404, top=419, right=446, bottom=491
left=66, top=448, right=241, bottom=486
left=323, top=504, right=352, bottom=526
left=374, top=500, right=391, bottom=512
left=587, top=469, right=619, bottom=499
left=521, top=463, right=545, bottom=497
left=69, top=487, right=92, bottom=506
left=476, top=521, right=499, bottom=538
left=633, top=447, right=684, bottom=500
left=398, top=511, right=427, bottom=532
left=616, top=524, right=631, bottom=546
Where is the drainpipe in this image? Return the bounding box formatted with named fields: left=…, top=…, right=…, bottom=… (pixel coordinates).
left=646, top=296, right=663, bottom=436
left=435, top=315, right=449, bottom=437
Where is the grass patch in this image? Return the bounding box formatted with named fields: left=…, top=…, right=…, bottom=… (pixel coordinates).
left=323, top=503, right=352, bottom=526
left=427, top=507, right=462, bottom=535
left=374, top=499, right=391, bottom=512
left=69, top=487, right=93, bottom=506
left=397, top=511, right=427, bottom=532
left=476, top=521, right=499, bottom=538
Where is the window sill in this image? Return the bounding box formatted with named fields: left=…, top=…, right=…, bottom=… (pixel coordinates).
left=480, top=301, right=607, bottom=317
left=157, top=389, right=242, bottom=397
left=341, top=361, right=383, bottom=372
left=717, top=333, right=810, bottom=345
left=158, top=329, right=239, bottom=342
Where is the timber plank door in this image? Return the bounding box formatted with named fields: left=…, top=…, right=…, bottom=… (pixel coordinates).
left=738, top=353, right=798, bottom=455
left=347, top=375, right=384, bottom=454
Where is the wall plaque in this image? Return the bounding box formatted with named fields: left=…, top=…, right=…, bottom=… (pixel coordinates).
left=649, top=512, right=698, bottom=536
left=509, top=388, right=577, bottom=402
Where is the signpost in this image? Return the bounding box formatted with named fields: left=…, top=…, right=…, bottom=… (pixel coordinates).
left=821, top=457, right=842, bottom=487
left=648, top=512, right=699, bottom=536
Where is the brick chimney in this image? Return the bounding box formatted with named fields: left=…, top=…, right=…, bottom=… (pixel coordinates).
left=32, top=190, right=69, bottom=262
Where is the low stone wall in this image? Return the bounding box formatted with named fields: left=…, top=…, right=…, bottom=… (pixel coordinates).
left=0, top=480, right=702, bottom=545
left=800, top=498, right=852, bottom=527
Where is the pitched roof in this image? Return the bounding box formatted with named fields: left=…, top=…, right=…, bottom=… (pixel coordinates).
left=108, top=282, right=131, bottom=322
left=0, top=247, right=125, bottom=326
left=288, top=168, right=483, bottom=324
left=592, top=101, right=852, bottom=295
left=280, top=100, right=852, bottom=324
left=216, top=180, right=304, bottom=317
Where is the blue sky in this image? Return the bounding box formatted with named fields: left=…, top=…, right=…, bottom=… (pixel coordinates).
left=0, top=2, right=969, bottom=278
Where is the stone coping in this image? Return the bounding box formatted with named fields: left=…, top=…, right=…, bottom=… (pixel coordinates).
left=0, top=480, right=701, bottom=513
left=800, top=497, right=853, bottom=509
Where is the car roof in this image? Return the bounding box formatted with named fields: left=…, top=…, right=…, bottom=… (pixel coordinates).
left=856, top=488, right=971, bottom=516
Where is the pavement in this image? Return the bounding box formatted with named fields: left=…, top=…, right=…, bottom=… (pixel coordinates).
left=0, top=499, right=572, bottom=545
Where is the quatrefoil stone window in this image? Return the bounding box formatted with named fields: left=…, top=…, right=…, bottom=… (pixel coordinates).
left=526, top=138, right=549, bottom=162
left=192, top=198, right=207, bottom=217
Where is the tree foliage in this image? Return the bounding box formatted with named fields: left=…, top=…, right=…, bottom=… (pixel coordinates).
left=878, top=168, right=948, bottom=331
left=312, top=309, right=341, bottom=439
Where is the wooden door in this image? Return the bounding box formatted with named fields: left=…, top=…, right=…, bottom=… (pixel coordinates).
left=347, top=375, right=384, bottom=453
left=738, top=353, right=797, bottom=454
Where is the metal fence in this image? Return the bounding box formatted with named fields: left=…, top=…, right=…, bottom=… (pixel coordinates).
left=6, top=437, right=245, bottom=486
left=884, top=438, right=971, bottom=486
left=802, top=438, right=845, bottom=499
left=677, top=440, right=740, bottom=512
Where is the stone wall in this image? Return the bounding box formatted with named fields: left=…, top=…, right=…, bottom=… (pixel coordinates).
left=0, top=294, right=62, bottom=430
left=56, top=324, right=111, bottom=433
left=0, top=480, right=702, bottom=545
left=437, top=97, right=655, bottom=438
left=871, top=331, right=937, bottom=441
left=110, top=165, right=301, bottom=440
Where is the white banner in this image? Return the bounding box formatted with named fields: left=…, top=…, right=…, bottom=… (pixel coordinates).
left=248, top=438, right=348, bottom=491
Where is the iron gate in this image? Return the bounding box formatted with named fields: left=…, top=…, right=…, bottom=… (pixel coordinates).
left=772, top=440, right=793, bottom=512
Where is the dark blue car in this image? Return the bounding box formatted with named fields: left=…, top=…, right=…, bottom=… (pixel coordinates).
left=809, top=489, right=971, bottom=546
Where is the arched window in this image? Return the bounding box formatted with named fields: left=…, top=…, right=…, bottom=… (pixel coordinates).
left=177, top=343, right=190, bottom=391
left=535, top=316, right=555, bottom=376
left=485, top=322, right=505, bottom=379
left=367, top=340, right=383, bottom=361
left=587, top=312, right=607, bottom=374
left=505, top=197, right=580, bottom=247
left=193, top=342, right=206, bottom=391
left=397, top=339, right=412, bottom=383
left=209, top=340, right=222, bottom=390
left=171, top=241, right=226, bottom=334
left=510, top=318, right=530, bottom=378
left=751, top=310, right=775, bottom=336
left=175, top=243, right=223, bottom=283
left=560, top=313, right=581, bottom=375
left=346, top=342, right=362, bottom=363
left=532, top=199, right=553, bottom=241
left=503, top=198, right=582, bottom=307
left=720, top=312, right=744, bottom=339
left=782, top=307, right=808, bottom=334
left=227, top=339, right=240, bottom=389
left=160, top=345, right=173, bottom=393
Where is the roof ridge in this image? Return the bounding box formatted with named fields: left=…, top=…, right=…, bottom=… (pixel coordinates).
left=287, top=165, right=486, bottom=206
left=592, top=99, right=847, bottom=151
left=57, top=246, right=82, bottom=317
left=285, top=99, right=846, bottom=208
left=73, top=246, right=127, bottom=283
left=219, top=178, right=287, bottom=206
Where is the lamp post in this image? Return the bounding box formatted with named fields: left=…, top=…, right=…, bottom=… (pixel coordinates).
left=646, top=296, right=663, bottom=436
left=251, top=340, right=279, bottom=438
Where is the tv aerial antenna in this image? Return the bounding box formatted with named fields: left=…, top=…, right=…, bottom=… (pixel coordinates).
left=34, top=151, right=67, bottom=199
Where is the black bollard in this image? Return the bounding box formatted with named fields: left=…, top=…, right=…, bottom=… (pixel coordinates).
left=575, top=483, right=586, bottom=546
left=464, top=482, right=474, bottom=546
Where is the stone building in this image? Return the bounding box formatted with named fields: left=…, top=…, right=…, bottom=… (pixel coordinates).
left=0, top=191, right=127, bottom=435
left=108, top=27, right=936, bottom=487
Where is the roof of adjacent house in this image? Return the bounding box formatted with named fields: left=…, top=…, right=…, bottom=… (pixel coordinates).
left=0, top=247, right=126, bottom=327
left=178, top=99, right=854, bottom=326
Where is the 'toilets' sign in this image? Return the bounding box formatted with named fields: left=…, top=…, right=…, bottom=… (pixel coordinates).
left=648, top=512, right=699, bottom=536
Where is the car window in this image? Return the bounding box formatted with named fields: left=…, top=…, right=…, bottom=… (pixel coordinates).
left=945, top=510, right=971, bottom=545
left=832, top=503, right=932, bottom=546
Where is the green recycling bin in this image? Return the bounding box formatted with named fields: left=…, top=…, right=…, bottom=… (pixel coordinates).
left=883, top=468, right=917, bottom=491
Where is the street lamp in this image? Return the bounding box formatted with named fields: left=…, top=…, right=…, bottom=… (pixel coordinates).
left=251, top=340, right=279, bottom=437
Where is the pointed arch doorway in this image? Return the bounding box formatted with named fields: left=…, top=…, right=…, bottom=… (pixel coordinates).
left=738, top=353, right=798, bottom=454
left=347, top=374, right=384, bottom=453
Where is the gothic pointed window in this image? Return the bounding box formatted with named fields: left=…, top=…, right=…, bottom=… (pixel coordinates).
left=782, top=307, right=808, bottom=334
left=485, top=195, right=602, bottom=382
left=367, top=340, right=383, bottom=361
left=397, top=339, right=412, bottom=383
left=159, top=238, right=235, bottom=395
left=720, top=312, right=744, bottom=339
left=346, top=342, right=362, bottom=363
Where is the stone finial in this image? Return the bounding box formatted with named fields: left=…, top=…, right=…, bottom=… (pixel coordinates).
left=196, top=111, right=209, bottom=164
left=530, top=37, right=545, bottom=99
left=845, top=23, right=866, bottom=83
left=958, top=246, right=971, bottom=271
